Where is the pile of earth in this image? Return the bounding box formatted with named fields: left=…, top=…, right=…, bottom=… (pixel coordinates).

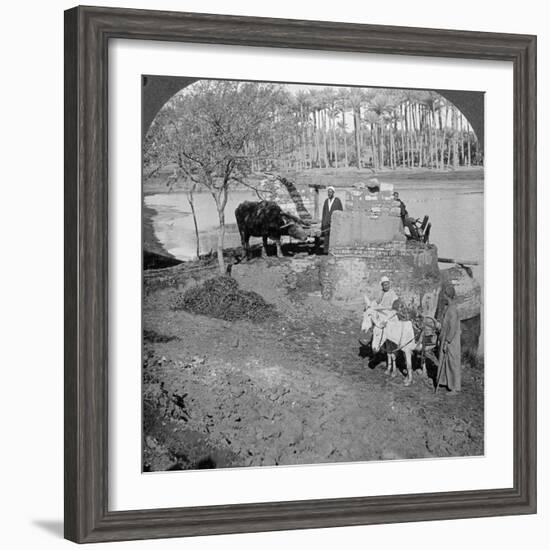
left=172, top=276, right=277, bottom=322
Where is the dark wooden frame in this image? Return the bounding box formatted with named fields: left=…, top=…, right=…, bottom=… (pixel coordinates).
left=64, top=5, right=537, bottom=543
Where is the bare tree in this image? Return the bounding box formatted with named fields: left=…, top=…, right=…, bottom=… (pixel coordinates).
left=146, top=80, right=290, bottom=273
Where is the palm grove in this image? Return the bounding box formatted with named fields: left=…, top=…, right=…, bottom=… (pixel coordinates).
left=144, top=80, right=481, bottom=271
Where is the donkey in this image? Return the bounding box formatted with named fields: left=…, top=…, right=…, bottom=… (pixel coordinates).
left=361, top=296, right=419, bottom=386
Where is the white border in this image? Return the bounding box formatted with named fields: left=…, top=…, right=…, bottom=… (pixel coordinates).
left=109, top=39, right=513, bottom=511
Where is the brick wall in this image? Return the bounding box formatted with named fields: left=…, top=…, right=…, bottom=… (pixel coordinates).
left=230, top=247, right=478, bottom=323
left=330, top=210, right=404, bottom=247
left=344, top=193, right=400, bottom=216
left=329, top=187, right=404, bottom=248
left=320, top=243, right=441, bottom=314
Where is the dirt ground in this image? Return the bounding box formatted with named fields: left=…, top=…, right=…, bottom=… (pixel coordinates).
left=143, top=278, right=484, bottom=472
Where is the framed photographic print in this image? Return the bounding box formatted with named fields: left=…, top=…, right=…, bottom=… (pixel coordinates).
left=64, top=5, right=536, bottom=543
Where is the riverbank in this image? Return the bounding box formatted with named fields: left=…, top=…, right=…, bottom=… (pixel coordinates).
left=142, top=203, right=180, bottom=265
left=143, top=167, right=484, bottom=261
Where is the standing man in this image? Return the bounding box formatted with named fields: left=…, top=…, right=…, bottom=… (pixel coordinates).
left=393, top=191, right=408, bottom=219
left=393, top=191, right=420, bottom=241
left=321, top=186, right=343, bottom=253
left=436, top=284, right=462, bottom=394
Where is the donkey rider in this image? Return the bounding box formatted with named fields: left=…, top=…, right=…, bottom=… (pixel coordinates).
left=374, top=276, right=399, bottom=312
left=362, top=276, right=400, bottom=343
left=361, top=278, right=417, bottom=384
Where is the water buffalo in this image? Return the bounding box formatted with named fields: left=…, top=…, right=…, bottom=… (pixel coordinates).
left=235, top=200, right=309, bottom=259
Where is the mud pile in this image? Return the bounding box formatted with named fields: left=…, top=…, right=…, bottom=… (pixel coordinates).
left=172, top=276, right=277, bottom=322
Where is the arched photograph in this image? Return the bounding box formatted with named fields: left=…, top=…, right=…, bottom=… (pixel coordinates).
left=141, top=76, right=484, bottom=472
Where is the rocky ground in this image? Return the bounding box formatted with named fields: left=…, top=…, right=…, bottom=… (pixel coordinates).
left=143, top=282, right=484, bottom=472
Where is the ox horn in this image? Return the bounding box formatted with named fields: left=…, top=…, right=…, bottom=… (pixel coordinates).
left=280, top=222, right=293, bottom=229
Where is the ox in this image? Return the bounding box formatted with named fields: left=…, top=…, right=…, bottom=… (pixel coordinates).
left=235, top=200, right=309, bottom=259
left=361, top=296, right=420, bottom=386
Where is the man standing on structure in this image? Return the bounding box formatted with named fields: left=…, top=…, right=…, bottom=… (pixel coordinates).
left=321, top=186, right=343, bottom=253
left=393, top=191, right=420, bottom=241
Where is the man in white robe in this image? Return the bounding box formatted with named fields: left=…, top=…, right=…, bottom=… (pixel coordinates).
left=375, top=276, right=399, bottom=312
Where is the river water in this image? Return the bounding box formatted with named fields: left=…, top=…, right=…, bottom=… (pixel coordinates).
left=144, top=179, right=483, bottom=279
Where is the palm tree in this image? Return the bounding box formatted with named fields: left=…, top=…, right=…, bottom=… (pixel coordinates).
left=368, top=92, right=395, bottom=169
left=336, top=88, right=350, bottom=167
left=398, top=91, right=411, bottom=167
left=451, top=105, right=459, bottom=169
left=363, top=110, right=379, bottom=169
left=308, top=89, right=326, bottom=168
left=415, top=91, right=436, bottom=168
left=294, top=90, right=312, bottom=169
left=322, top=88, right=340, bottom=168
left=348, top=88, right=364, bottom=169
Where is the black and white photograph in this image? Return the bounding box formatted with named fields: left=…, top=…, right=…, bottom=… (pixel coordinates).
left=142, top=77, right=485, bottom=472
left=1, top=0, right=543, bottom=546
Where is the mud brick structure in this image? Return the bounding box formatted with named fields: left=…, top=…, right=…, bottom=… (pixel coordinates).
left=343, top=186, right=397, bottom=212
left=320, top=243, right=441, bottom=314
left=332, top=187, right=404, bottom=246
left=233, top=187, right=443, bottom=315
left=231, top=248, right=479, bottom=352
left=330, top=209, right=404, bottom=246
left=321, top=187, right=442, bottom=313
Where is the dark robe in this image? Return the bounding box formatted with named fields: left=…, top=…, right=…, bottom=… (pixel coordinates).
left=321, top=196, right=343, bottom=252
left=396, top=198, right=408, bottom=220
left=396, top=198, right=420, bottom=240
left=437, top=301, right=461, bottom=391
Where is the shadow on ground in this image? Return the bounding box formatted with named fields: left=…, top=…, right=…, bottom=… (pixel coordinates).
left=32, top=519, right=63, bottom=538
